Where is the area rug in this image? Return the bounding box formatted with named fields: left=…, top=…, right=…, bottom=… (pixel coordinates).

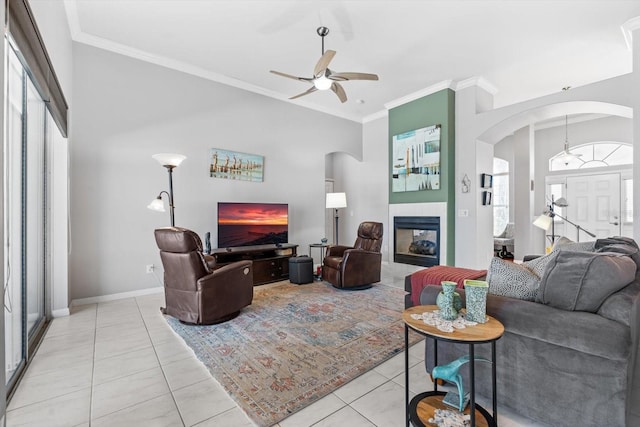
left=164, top=280, right=421, bottom=426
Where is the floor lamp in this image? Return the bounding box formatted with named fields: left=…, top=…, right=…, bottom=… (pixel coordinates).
left=147, top=153, right=186, bottom=226
left=326, top=192, right=347, bottom=245
left=533, top=195, right=595, bottom=244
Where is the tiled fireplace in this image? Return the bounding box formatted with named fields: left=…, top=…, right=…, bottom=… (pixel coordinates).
left=389, top=202, right=448, bottom=267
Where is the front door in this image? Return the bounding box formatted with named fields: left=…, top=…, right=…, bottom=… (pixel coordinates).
left=565, top=173, right=622, bottom=241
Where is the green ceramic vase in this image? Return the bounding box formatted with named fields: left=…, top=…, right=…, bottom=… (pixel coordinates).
left=463, top=279, right=489, bottom=323
left=436, top=281, right=459, bottom=320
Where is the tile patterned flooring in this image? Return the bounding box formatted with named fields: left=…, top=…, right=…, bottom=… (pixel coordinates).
left=6, top=264, right=548, bottom=426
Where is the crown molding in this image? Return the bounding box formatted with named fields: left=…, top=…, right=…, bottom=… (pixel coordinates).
left=382, top=77, right=498, bottom=112
left=621, top=16, right=640, bottom=50
left=384, top=80, right=455, bottom=110
left=62, top=1, right=363, bottom=123
left=362, top=109, right=388, bottom=123
left=455, top=76, right=498, bottom=95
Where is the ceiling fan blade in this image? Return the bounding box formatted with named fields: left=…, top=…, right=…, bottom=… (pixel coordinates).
left=270, top=70, right=312, bottom=82
left=330, top=82, right=347, bottom=103
left=330, top=72, right=379, bottom=81
left=289, top=86, right=317, bottom=100
left=313, top=50, right=336, bottom=76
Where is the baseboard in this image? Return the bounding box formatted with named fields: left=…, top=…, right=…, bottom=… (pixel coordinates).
left=52, top=308, right=70, bottom=318
left=71, top=286, right=163, bottom=307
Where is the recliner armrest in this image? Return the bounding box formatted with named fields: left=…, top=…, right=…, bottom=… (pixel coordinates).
left=325, top=245, right=353, bottom=258
left=341, top=249, right=382, bottom=285
left=197, top=260, right=253, bottom=290
left=341, top=249, right=381, bottom=271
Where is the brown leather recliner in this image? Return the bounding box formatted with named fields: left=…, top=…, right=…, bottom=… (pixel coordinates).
left=154, top=227, right=253, bottom=324
left=322, top=221, right=383, bottom=290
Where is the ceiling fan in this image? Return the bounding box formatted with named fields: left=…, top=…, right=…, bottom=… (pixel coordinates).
left=270, top=26, right=379, bottom=103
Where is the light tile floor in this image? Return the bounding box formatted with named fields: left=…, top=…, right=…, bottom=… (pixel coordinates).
left=6, top=264, right=547, bottom=426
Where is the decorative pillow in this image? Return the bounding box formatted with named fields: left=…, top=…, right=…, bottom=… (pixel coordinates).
left=536, top=251, right=636, bottom=312
left=523, top=251, right=558, bottom=277
left=551, top=236, right=573, bottom=250
left=552, top=236, right=596, bottom=253
left=486, top=257, right=540, bottom=301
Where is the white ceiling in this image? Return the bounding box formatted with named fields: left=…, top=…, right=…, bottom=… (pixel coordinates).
left=63, top=0, right=640, bottom=123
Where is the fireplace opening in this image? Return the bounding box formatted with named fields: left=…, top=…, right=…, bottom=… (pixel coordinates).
left=394, top=216, right=440, bottom=267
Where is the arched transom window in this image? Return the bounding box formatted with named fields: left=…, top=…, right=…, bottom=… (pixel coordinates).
left=549, top=141, right=632, bottom=171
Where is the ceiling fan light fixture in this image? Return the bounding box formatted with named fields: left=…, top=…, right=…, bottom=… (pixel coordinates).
left=270, top=26, right=378, bottom=102
left=313, top=75, right=333, bottom=90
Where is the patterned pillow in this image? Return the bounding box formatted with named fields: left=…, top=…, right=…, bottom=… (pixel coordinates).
left=523, top=251, right=558, bottom=277
left=552, top=236, right=595, bottom=253
left=486, top=257, right=540, bottom=301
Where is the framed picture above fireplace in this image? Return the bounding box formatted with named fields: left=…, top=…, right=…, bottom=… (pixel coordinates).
left=391, top=124, right=441, bottom=193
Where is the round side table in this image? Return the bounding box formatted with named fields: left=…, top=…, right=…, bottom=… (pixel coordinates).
left=403, top=305, right=504, bottom=427
left=309, top=243, right=329, bottom=278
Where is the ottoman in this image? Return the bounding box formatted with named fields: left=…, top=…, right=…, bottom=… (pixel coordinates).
left=289, top=256, right=314, bottom=284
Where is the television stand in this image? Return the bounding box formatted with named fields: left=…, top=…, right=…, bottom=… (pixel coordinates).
left=210, top=244, right=298, bottom=286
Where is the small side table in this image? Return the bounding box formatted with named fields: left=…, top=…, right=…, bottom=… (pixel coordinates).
left=309, top=243, right=329, bottom=278
left=403, top=305, right=504, bottom=427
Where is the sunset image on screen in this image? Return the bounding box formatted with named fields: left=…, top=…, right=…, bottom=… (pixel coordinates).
left=218, top=203, right=288, bottom=225
left=217, top=202, right=288, bottom=247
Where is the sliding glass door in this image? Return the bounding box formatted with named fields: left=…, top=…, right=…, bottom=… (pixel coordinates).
left=4, top=42, right=49, bottom=392
left=24, top=65, right=46, bottom=340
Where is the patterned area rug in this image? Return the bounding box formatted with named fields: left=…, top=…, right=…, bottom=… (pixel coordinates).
left=165, top=280, right=420, bottom=426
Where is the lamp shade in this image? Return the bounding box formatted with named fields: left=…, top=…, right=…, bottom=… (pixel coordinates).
left=152, top=153, right=186, bottom=167
left=533, top=214, right=553, bottom=231
left=147, top=197, right=166, bottom=212
left=326, top=192, right=347, bottom=209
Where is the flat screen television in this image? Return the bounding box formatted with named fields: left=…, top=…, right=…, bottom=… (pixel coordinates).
left=217, top=202, right=288, bottom=248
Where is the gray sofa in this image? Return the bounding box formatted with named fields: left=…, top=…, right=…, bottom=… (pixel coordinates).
left=416, top=238, right=640, bottom=427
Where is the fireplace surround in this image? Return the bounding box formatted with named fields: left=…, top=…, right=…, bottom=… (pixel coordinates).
left=394, top=216, right=440, bottom=267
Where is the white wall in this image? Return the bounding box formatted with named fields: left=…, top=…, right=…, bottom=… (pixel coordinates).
left=475, top=141, right=495, bottom=268
left=335, top=116, right=390, bottom=260
left=511, top=126, right=536, bottom=259
left=69, top=43, right=362, bottom=301
left=455, top=85, right=495, bottom=269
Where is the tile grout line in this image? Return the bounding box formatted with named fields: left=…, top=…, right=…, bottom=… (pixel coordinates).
left=90, top=301, right=171, bottom=425
left=136, top=295, right=188, bottom=427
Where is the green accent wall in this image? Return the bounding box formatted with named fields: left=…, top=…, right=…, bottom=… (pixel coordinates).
left=388, top=88, right=455, bottom=265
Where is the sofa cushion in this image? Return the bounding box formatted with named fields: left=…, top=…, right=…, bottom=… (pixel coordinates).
left=537, top=251, right=636, bottom=312
left=487, top=257, right=540, bottom=300
left=595, top=236, right=640, bottom=270
left=597, top=280, right=640, bottom=327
